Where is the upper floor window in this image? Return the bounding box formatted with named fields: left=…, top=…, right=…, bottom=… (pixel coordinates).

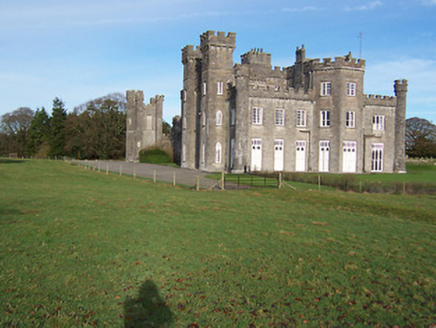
left=203, top=82, right=207, bottom=96
left=373, top=115, right=385, bottom=131
left=321, top=82, right=332, bottom=96
left=275, top=109, right=285, bottom=126
left=346, top=111, right=355, bottom=128
left=231, top=108, right=236, bottom=126
left=346, top=82, right=356, bottom=96
left=296, top=110, right=307, bottom=127
left=216, top=110, right=222, bottom=126
left=202, top=111, right=206, bottom=127
left=251, top=107, right=263, bottom=125
left=320, top=110, right=330, bottom=127
left=182, top=89, right=187, bottom=102
left=217, top=81, right=224, bottom=95
left=182, top=117, right=187, bottom=130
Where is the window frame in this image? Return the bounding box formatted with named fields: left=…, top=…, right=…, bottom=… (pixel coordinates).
left=296, top=110, right=307, bottom=127
left=275, top=109, right=285, bottom=126
left=251, top=107, right=263, bottom=125
left=373, top=115, right=385, bottom=131
left=215, top=142, right=222, bottom=164
left=346, top=111, right=356, bottom=128
left=216, top=110, right=223, bottom=126
left=320, top=82, right=332, bottom=96
left=217, top=81, right=224, bottom=95
left=320, top=110, right=331, bottom=127
left=346, top=82, right=356, bottom=96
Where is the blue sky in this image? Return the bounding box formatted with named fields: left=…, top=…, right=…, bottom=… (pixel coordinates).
left=1, top=0, right=435, bottom=123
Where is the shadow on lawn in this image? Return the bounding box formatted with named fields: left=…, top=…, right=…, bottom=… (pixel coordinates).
left=124, top=280, right=174, bottom=327
left=0, top=158, right=24, bottom=164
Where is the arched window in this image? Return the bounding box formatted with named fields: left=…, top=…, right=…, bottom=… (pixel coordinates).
left=215, top=142, right=222, bottom=164
left=216, top=110, right=222, bottom=126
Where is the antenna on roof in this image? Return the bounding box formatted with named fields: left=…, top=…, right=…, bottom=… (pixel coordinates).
left=358, top=32, right=363, bottom=59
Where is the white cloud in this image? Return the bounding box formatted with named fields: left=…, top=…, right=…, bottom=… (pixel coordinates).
left=420, top=0, right=436, bottom=5
left=344, top=1, right=383, bottom=11
left=282, top=6, right=321, bottom=12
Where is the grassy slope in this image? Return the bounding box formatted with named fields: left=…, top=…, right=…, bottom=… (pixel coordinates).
left=0, top=159, right=435, bottom=327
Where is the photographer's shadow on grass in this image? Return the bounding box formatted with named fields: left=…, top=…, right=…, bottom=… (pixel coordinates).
left=124, top=280, right=174, bottom=327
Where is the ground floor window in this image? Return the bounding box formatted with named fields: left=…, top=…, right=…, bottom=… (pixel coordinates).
left=215, top=142, right=222, bottom=164
left=296, top=140, right=306, bottom=172
left=343, top=141, right=357, bottom=173
left=319, top=140, right=330, bottom=172
left=371, top=143, right=384, bottom=172
left=251, top=138, right=262, bottom=171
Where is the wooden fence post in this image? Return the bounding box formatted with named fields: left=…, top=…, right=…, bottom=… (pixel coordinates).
left=318, top=175, right=321, bottom=191
left=173, top=172, right=176, bottom=186
left=153, top=170, right=156, bottom=183
left=120, top=165, right=123, bottom=176
left=196, top=176, right=200, bottom=191
left=221, top=171, right=225, bottom=190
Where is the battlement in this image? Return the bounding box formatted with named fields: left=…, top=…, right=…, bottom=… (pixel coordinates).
left=310, top=53, right=366, bottom=70
left=182, top=45, right=201, bottom=64
left=200, top=30, right=236, bottom=49
left=241, top=48, right=272, bottom=66
left=150, top=95, right=164, bottom=105
left=364, top=94, right=396, bottom=106
left=394, top=79, right=408, bottom=94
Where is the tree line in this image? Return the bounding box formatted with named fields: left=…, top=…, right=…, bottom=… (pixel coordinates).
left=0, top=97, right=126, bottom=159
left=1, top=98, right=436, bottom=160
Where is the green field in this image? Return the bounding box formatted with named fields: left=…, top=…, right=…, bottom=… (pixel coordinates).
left=1, top=159, right=435, bottom=326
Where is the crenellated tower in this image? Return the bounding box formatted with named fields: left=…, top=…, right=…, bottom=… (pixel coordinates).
left=393, top=79, right=408, bottom=173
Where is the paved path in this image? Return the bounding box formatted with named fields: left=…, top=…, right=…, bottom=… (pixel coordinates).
left=72, top=160, right=221, bottom=190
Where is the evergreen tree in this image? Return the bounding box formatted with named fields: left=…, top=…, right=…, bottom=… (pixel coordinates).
left=27, top=107, right=50, bottom=156
left=49, top=98, right=67, bottom=157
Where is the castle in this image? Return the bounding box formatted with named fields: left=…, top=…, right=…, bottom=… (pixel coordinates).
left=125, top=90, right=164, bottom=162
left=127, top=30, right=407, bottom=174
left=180, top=31, right=407, bottom=173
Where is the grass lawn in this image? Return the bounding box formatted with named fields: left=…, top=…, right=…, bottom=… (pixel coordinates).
left=1, top=159, right=435, bottom=327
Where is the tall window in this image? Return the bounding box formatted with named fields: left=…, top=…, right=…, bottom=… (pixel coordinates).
left=202, top=111, right=206, bottom=127
left=373, top=115, right=385, bottom=131
left=182, top=117, right=187, bottom=130
left=320, top=110, right=330, bottom=127
left=275, top=109, right=285, bottom=126
left=215, top=142, right=222, bottom=164
left=251, top=107, right=263, bottom=125
left=201, top=143, right=205, bottom=164
left=182, top=144, right=186, bottom=163
left=346, top=111, right=355, bottom=128
left=346, top=82, right=356, bottom=96
left=216, top=110, right=222, bottom=126
left=231, top=108, right=236, bottom=125
left=371, top=143, right=384, bottom=172
left=321, top=82, right=332, bottom=96
left=182, top=89, right=187, bottom=102
left=203, top=82, right=207, bottom=96
left=217, top=81, right=224, bottom=95
left=296, top=110, right=307, bottom=127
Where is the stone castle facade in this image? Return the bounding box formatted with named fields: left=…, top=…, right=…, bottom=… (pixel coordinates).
left=125, top=90, right=164, bottom=162
left=180, top=30, right=408, bottom=173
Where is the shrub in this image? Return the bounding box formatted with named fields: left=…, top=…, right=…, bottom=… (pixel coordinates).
left=139, top=147, right=172, bottom=164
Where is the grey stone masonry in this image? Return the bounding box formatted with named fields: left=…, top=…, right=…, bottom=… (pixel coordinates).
left=180, top=30, right=408, bottom=174
left=126, top=90, right=164, bottom=162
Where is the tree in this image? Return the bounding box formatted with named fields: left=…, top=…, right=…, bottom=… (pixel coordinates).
left=0, top=107, right=34, bottom=156
left=27, top=107, right=50, bottom=156
left=49, top=98, right=67, bottom=157
left=64, top=99, right=126, bottom=159
left=406, top=117, right=436, bottom=158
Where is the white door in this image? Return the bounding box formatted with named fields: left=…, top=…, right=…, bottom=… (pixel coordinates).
left=319, top=141, right=330, bottom=172
left=295, top=140, right=306, bottom=172
left=251, top=139, right=262, bottom=171
left=274, top=139, right=284, bottom=171
left=342, top=141, right=357, bottom=173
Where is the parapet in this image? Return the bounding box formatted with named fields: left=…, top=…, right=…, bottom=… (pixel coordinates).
left=394, top=79, right=408, bottom=94
left=200, top=30, right=236, bottom=49
left=182, top=45, right=201, bottom=64
left=241, top=48, right=272, bottom=66
left=364, top=94, right=396, bottom=107
left=310, top=52, right=366, bottom=70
